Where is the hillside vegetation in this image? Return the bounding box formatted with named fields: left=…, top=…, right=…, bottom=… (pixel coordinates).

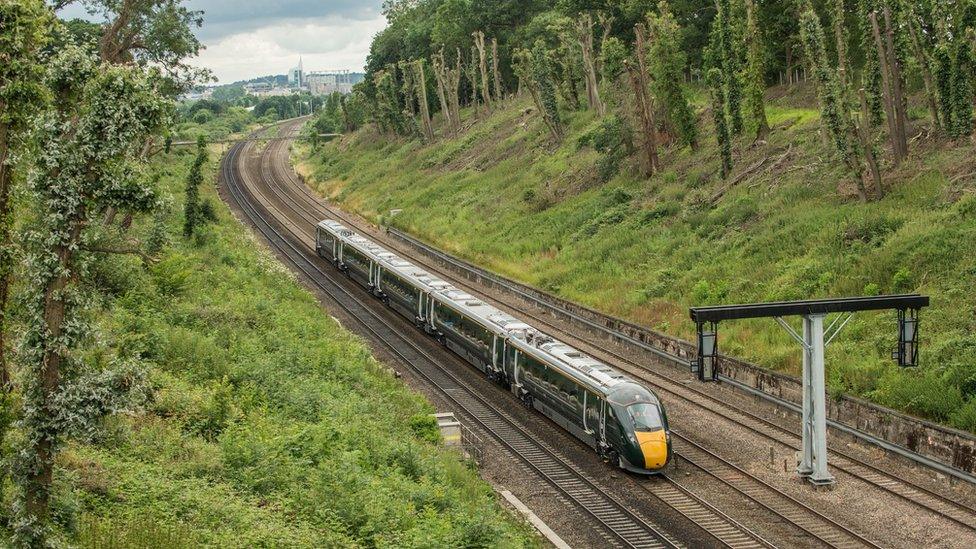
left=298, top=86, right=976, bottom=433
left=0, top=114, right=534, bottom=546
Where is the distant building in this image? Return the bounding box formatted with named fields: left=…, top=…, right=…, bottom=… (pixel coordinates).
left=179, top=87, right=214, bottom=102
left=288, top=57, right=305, bottom=88
left=243, top=82, right=272, bottom=95
left=306, top=70, right=365, bottom=96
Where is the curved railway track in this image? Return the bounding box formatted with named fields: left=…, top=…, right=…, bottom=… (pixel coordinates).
left=258, top=120, right=976, bottom=540
left=236, top=121, right=899, bottom=548
left=223, top=134, right=695, bottom=548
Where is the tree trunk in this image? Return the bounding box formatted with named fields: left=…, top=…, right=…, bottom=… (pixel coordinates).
left=473, top=32, right=492, bottom=111
left=870, top=11, right=907, bottom=164
left=413, top=60, right=434, bottom=141
left=857, top=89, right=883, bottom=201
left=26, top=215, right=82, bottom=521
left=882, top=6, right=909, bottom=154
left=786, top=43, right=793, bottom=86
left=491, top=38, right=502, bottom=102
left=577, top=13, right=605, bottom=115
left=832, top=0, right=848, bottom=87
left=468, top=46, right=480, bottom=115
left=0, top=121, right=11, bottom=388
left=449, top=49, right=463, bottom=131
left=628, top=24, right=659, bottom=176
left=432, top=51, right=455, bottom=135
left=906, top=12, right=942, bottom=132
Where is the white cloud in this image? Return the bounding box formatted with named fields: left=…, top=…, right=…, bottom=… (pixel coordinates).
left=189, top=14, right=387, bottom=83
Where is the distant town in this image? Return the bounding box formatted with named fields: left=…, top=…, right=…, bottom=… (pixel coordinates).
left=183, top=58, right=365, bottom=101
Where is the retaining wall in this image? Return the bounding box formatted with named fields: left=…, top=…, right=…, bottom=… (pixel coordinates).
left=387, top=228, right=976, bottom=477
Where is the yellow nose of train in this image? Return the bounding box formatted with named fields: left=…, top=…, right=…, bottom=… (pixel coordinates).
left=636, top=431, right=669, bottom=470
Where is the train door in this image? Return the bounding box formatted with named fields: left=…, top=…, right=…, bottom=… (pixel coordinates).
left=598, top=399, right=608, bottom=447
left=584, top=392, right=600, bottom=439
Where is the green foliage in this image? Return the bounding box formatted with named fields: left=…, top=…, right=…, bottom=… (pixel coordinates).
left=578, top=115, right=633, bottom=182
left=183, top=136, right=209, bottom=238
left=800, top=9, right=864, bottom=185
left=531, top=40, right=562, bottom=140
left=713, top=0, right=743, bottom=136
left=743, top=0, right=769, bottom=139
left=15, top=45, right=172, bottom=544
left=707, top=68, right=733, bottom=178
left=647, top=1, right=699, bottom=149
left=599, top=36, right=628, bottom=83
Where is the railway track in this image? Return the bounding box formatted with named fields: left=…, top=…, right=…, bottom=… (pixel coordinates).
left=244, top=122, right=888, bottom=547
left=223, top=136, right=689, bottom=548
left=261, top=120, right=976, bottom=539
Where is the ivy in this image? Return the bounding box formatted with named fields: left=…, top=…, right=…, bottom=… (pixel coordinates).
left=647, top=1, right=699, bottom=150
left=183, top=135, right=208, bottom=238
left=13, top=45, right=170, bottom=545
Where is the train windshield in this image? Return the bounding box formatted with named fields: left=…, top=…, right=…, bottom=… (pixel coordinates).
left=627, top=403, right=664, bottom=432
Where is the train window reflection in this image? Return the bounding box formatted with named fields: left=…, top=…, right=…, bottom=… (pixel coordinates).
left=627, top=403, right=663, bottom=432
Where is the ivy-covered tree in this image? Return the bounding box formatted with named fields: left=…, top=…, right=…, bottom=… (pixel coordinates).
left=800, top=8, right=881, bottom=201
left=647, top=0, right=699, bottom=150
left=0, top=0, right=52, bottom=390
left=857, top=0, right=885, bottom=125
left=707, top=68, right=733, bottom=179
left=528, top=40, right=563, bottom=140
left=743, top=0, right=769, bottom=140
left=183, top=135, right=207, bottom=238
left=13, top=44, right=169, bottom=545
left=715, top=0, right=743, bottom=135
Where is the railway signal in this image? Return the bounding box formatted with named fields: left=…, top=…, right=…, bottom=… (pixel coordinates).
left=689, top=294, right=929, bottom=487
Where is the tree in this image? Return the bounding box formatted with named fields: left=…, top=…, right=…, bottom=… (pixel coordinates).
left=715, top=0, right=743, bottom=135
left=647, top=1, right=699, bottom=150
left=412, top=59, right=435, bottom=141
left=627, top=24, right=660, bottom=176
left=576, top=12, right=605, bottom=115
left=515, top=41, right=563, bottom=140
left=869, top=7, right=909, bottom=164
left=472, top=31, right=493, bottom=108
left=707, top=68, right=733, bottom=179
left=183, top=136, right=207, bottom=238
left=800, top=8, right=881, bottom=202
left=857, top=0, right=885, bottom=125
left=743, top=0, right=770, bottom=140
left=0, top=0, right=52, bottom=390
left=13, top=45, right=169, bottom=545
left=57, top=0, right=206, bottom=93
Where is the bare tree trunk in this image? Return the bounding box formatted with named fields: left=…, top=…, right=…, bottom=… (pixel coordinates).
left=627, top=24, right=659, bottom=176
left=413, top=60, right=434, bottom=141
left=882, top=6, right=909, bottom=151
left=449, top=49, right=463, bottom=131
left=577, top=13, right=605, bottom=115
left=491, top=38, right=502, bottom=102
left=468, top=46, right=480, bottom=116
left=0, top=121, right=11, bottom=388
left=473, top=31, right=493, bottom=110
left=399, top=61, right=416, bottom=117
left=870, top=11, right=908, bottom=164
left=432, top=50, right=455, bottom=135
left=857, top=89, right=884, bottom=200
left=906, top=12, right=942, bottom=132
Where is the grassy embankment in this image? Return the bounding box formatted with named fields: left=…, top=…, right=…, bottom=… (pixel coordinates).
left=2, top=114, right=534, bottom=547
left=297, top=87, right=976, bottom=433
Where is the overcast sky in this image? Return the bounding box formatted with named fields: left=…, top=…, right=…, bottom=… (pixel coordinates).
left=59, top=0, right=388, bottom=83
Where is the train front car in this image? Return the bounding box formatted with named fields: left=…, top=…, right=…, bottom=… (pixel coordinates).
left=607, top=383, right=672, bottom=474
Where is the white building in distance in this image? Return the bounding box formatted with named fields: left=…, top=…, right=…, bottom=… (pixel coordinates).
left=306, top=70, right=364, bottom=96
left=288, top=57, right=305, bottom=88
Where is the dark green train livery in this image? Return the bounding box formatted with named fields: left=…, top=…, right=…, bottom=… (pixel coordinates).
left=317, top=220, right=672, bottom=473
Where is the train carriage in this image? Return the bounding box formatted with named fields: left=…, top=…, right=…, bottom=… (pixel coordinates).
left=315, top=219, right=671, bottom=474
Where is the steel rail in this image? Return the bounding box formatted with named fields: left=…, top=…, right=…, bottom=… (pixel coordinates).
left=264, top=120, right=976, bottom=533
left=253, top=122, right=882, bottom=547
left=222, top=138, right=680, bottom=549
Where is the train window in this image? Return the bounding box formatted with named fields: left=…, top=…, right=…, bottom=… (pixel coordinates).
left=627, top=403, right=664, bottom=432
left=383, top=271, right=417, bottom=303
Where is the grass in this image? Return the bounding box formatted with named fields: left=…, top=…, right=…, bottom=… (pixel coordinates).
left=1, top=113, right=536, bottom=547
left=299, top=86, right=976, bottom=433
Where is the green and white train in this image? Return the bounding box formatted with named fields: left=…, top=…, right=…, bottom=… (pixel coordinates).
left=316, top=219, right=672, bottom=473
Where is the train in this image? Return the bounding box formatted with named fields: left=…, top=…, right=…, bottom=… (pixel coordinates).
left=316, top=219, right=672, bottom=474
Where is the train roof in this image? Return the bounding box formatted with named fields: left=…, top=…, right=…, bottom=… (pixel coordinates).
left=317, top=220, right=656, bottom=398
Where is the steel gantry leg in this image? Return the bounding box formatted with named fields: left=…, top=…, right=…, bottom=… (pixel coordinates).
left=797, top=316, right=814, bottom=478
left=806, top=314, right=835, bottom=486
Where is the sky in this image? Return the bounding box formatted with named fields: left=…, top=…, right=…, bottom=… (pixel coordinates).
left=58, top=0, right=389, bottom=83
